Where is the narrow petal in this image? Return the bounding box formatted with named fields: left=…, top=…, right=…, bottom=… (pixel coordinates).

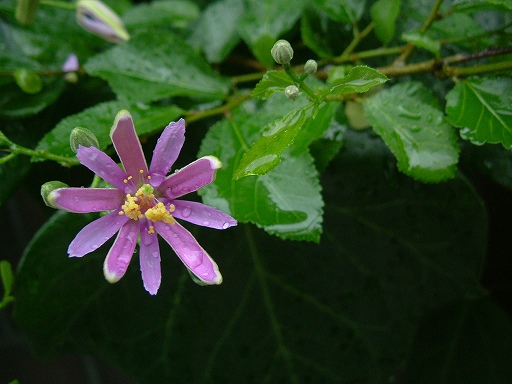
left=49, top=188, right=124, bottom=213
left=154, top=221, right=222, bottom=285
left=172, top=200, right=237, bottom=229
left=160, top=156, right=222, bottom=199
left=149, top=119, right=185, bottom=187
left=110, top=110, right=148, bottom=179
left=76, top=146, right=129, bottom=191
left=68, top=210, right=129, bottom=257
left=103, top=219, right=139, bottom=283
left=139, top=220, right=161, bottom=295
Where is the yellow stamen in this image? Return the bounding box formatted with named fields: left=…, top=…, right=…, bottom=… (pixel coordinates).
left=148, top=225, right=155, bottom=234
left=120, top=183, right=176, bottom=225
left=145, top=202, right=175, bottom=224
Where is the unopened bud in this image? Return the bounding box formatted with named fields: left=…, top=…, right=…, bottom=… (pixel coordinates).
left=13, top=69, right=42, bottom=94
left=15, top=0, right=39, bottom=26
left=304, top=59, right=318, bottom=75
left=284, top=85, right=300, bottom=100
left=41, top=181, right=68, bottom=208
left=76, top=0, right=130, bottom=43
left=70, top=127, right=100, bottom=153
left=271, top=39, right=294, bottom=65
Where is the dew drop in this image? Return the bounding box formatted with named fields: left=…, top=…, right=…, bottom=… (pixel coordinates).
left=203, top=221, right=210, bottom=226
left=222, top=222, right=230, bottom=229
left=182, top=207, right=192, bottom=218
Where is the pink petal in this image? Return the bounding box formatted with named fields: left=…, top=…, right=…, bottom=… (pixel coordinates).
left=110, top=110, right=148, bottom=180
left=76, top=146, right=130, bottom=191
left=62, top=53, right=79, bottom=72
left=68, top=210, right=129, bottom=257
left=172, top=200, right=237, bottom=229
left=154, top=221, right=222, bottom=285
left=160, top=156, right=222, bottom=199
left=49, top=188, right=124, bottom=213
left=149, top=119, right=185, bottom=187
left=103, top=219, right=139, bottom=283
left=139, top=220, right=161, bottom=295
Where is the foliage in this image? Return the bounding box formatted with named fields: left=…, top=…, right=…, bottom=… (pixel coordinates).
left=1, top=0, right=512, bottom=383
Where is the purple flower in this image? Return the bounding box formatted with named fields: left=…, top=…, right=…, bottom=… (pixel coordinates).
left=62, top=54, right=79, bottom=72
left=48, top=110, right=236, bottom=294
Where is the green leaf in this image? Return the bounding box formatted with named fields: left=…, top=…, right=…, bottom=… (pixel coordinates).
left=364, top=82, right=460, bottom=182
left=329, top=65, right=389, bottom=95
left=35, top=101, right=184, bottom=160
left=402, top=30, right=441, bottom=57
left=85, top=31, right=231, bottom=102
left=237, top=0, right=305, bottom=67
left=370, top=0, right=401, bottom=45
left=122, top=0, right=200, bottom=30
left=251, top=70, right=295, bottom=100
left=446, top=77, right=512, bottom=149
left=310, top=0, right=366, bottom=23
left=188, top=0, right=244, bottom=63
left=404, top=297, right=512, bottom=383
left=15, top=130, right=490, bottom=383
left=1, top=260, right=14, bottom=297
left=451, top=0, right=512, bottom=12
left=234, top=108, right=307, bottom=178
left=429, top=13, right=489, bottom=50
left=199, top=102, right=323, bottom=241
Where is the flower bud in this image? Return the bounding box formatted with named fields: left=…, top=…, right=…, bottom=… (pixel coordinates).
left=15, top=0, right=39, bottom=26
left=304, top=59, right=318, bottom=75
left=13, top=69, right=42, bottom=94
left=271, top=39, right=294, bottom=65
left=70, top=127, right=100, bottom=153
left=62, top=54, right=79, bottom=72
left=41, top=181, right=68, bottom=208
left=76, top=0, right=130, bottom=43
left=284, top=85, right=300, bottom=100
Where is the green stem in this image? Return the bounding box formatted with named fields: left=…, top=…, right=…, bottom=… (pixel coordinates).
left=185, top=93, right=251, bottom=123
left=339, top=22, right=375, bottom=59
left=40, top=0, right=76, bottom=10
left=2, top=136, right=78, bottom=165
left=282, top=63, right=320, bottom=103
left=445, top=60, right=512, bottom=77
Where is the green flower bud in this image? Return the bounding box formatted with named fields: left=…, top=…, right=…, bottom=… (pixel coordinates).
left=70, top=127, right=100, bottom=153
left=41, top=181, right=68, bottom=208
left=284, top=85, right=300, bottom=100
left=271, top=39, right=294, bottom=65
left=304, top=59, right=318, bottom=75
left=13, top=69, right=42, bottom=94
left=76, top=0, right=130, bottom=43
left=15, top=0, right=39, bottom=26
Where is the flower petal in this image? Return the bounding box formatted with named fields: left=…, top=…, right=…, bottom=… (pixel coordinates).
left=160, top=156, right=222, bottom=199
left=76, top=146, right=129, bottom=191
left=172, top=200, right=237, bottom=229
left=139, top=220, right=161, bottom=295
left=103, top=219, right=139, bottom=283
left=68, top=210, right=129, bottom=257
left=110, top=110, right=148, bottom=179
left=149, top=119, right=185, bottom=187
left=49, top=188, right=124, bottom=213
left=154, top=221, right=222, bottom=285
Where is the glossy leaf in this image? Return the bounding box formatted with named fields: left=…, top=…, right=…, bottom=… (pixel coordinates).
left=370, top=0, right=401, bottom=45
left=402, top=30, right=441, bottom=57
left=446, top=76, right=512, bottom=149
left=14, top=130, right=490, bottom=383
left=364, top=82, right=460, bottom=182
left=251, top=70, right=295, bottom=100
left=122, top=0, right=199, bottom=29
left=35, top=101, right=184, bottom=160
left=451, top=0, right=512, bottom=12
left=329, top=66, right=388, bottom=95
left=234, top=108, right=307, bottom=178
left=310, top=0, right=366, bottom=23
left=236, top=0, right=305, bottom=66
left=188, top=0, right=244, bottom=63
left=85, top=31, right=231, bottom=102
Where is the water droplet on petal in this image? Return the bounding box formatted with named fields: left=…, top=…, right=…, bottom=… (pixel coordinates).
left=222, top=222, right=230, bottom=229
left=203, top=221, right=210, bottom=226
left=182, top=207, right=192, bottom=218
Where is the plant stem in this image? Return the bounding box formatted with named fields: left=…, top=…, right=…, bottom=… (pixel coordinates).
left=40, top=0, right=76, bottom=10
left=339, top=22, right=375, bottom=59
left=282, top=63, right=320, bottom=103
left=185, top=93, right=252, bottom=123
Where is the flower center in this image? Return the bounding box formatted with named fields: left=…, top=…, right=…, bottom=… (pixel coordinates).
left=119, top=183, right=175, bottom=227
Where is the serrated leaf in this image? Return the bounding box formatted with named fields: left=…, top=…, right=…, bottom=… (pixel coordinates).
left=370, top=0, right=401, bottom=45
left=85, top=31, right=231, bottom=102
left=199, top=103, right=323, bottom=242
left=35, top=101, right=184, bottom=160
left=402, top=31, right=441, bottom=57
left=329, top=65, right=388, bottom=95
left=234, top=108, right=307, bottom=178
left=251, top=70, right=295, bottom=100
left=122, top=0, right=199, bottom=30
left=452, top=0, right=512, bottom=12
left=446, top=77, right=512, bottom=149
left=237, top=0, right=305, bottom=66
left=188, top=0, right=244, bottom=63
left=364, top=82, right=460, bottom=182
